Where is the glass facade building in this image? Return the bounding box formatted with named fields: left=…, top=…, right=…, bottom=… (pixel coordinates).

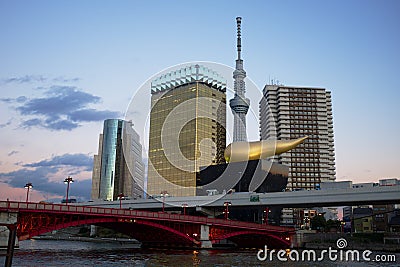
left=147, top=65, right=226, bottom=197
left=91, top=119, right=145, bottom=200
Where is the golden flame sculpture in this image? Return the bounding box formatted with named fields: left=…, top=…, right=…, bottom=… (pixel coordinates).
left=224, top=136, right=308, bottom=163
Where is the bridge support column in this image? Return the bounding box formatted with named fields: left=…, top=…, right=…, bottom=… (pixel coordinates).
left=90, top=225, right=97, bottom=237
left=0, top=212, right=18, bottom=248
left=5, top=224, right=17, bottom=267
left=200, top=225, right=212, bottom=248
left=1, top=211, right=19, bottom=267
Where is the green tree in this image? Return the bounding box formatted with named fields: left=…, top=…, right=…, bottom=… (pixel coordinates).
left=311, top=215, right=326, bottom=231
left=325, top=219, right=342, bottom=232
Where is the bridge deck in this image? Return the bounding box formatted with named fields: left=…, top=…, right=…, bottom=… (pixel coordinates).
left=0, top=201, right=293, bottom=233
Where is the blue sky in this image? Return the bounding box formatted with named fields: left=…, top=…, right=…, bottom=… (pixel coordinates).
left=0, top=0, right=399, bottom=201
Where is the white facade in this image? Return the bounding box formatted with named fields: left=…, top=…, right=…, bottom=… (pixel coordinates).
left=123, top=122, right=145, bottom=198
left=259, top=85, right=336, bottom=190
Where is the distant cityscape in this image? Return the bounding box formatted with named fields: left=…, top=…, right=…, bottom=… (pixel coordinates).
left=87, top=17, right=399, bottom=233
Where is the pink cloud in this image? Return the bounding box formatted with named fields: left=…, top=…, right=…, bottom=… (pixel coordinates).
left=0, top=182, right=60, bottom=202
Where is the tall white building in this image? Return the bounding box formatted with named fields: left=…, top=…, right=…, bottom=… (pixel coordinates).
left=259, top=85, right=335, bottom=190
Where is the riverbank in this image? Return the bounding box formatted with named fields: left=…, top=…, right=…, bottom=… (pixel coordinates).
left=298, top=232, right=400, bottom=253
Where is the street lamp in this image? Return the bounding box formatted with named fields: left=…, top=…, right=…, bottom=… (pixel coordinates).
left=117, top=193, right=125, bottom=209
left=24, top=183, right=33, bottom=202
left=64, top=176, right=74, bottom=205
left=223, top=201, right=231, bottom=220
left=341, top=221, right=346, bottom=233
left=160, top=191, right=168, bottom=212
left=182, top=203, right=188, bottom=215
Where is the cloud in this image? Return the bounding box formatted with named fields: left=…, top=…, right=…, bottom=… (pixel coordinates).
left=7, top=151, right=19, bottom=156
left=16, top=96, right=27, bottom=103
left=68, top=109, right=120, bottom=122
left=52, top=76, right=80, bottom=83
left=24, top=153, right=93, bottom=171
left=1, top=96, right=28, bottom=104
left=0, top=153, right=94, bottom=200
left=17, top=86, right=100, bottom=116
left=0, top=98, right=13, bottom=103
left=0, top=120, right=12, bottom=128
left=2, top=75, right=47, bottom=84
left=0, top=167, right=92, bottom=200
left=21, top=118, right=79, bottom=131
left=0, top=166, right=59, bottom=188
left=1, top=75, right=80, bottom=85
left=5, top=86, right=121, bottom=131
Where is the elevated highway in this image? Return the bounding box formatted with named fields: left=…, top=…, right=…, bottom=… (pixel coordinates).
left=81, top=185, right=400, bottom=210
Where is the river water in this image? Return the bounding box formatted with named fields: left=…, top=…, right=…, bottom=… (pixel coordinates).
left=1, top=240, right=399, bottom=266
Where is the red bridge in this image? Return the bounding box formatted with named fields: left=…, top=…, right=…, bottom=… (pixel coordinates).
left=0, top=200, right=294, bottom=249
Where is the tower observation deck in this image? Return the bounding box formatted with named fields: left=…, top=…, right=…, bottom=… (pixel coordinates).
left=230, top=17, right=250, bottom=142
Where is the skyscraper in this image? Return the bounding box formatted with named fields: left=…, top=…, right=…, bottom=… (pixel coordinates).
left=230, top=17, right=250, bottom=142
left=147, top=64, right=226, bottom=197
left=91, top=119, right=145, bottom=200
left=259, top=85, right=336, bottom=190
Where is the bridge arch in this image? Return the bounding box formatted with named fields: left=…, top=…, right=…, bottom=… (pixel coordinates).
left=134, top=220, right=200, bottom=246
left=19, top=215, right=200, bottom=247
left=18, top=217, right=118, bottom=241
left=211, top=230, right=290, bottom=247
left=96, top=219, right=201, bottom=247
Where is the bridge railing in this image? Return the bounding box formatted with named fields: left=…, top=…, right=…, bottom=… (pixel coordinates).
left=0, top=201, right=294, bottom=233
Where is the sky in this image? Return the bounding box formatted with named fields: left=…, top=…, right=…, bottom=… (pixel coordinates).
left=0, top=0, right=399, bottom=202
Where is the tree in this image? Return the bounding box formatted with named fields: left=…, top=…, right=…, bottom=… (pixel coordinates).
left=311, top=215, right=326, bottom=231
left=325, top=219, right=342, bottom=232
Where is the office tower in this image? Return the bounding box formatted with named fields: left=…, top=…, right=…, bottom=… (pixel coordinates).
left=259, top=85, right=336, bottom=190
left=230, top=17, right=250, bottom=142
left=147, top=64, right=226, bottom=197
left=91, top=119, right=145, bottom=200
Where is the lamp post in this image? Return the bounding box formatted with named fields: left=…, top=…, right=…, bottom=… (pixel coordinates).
left=182, top=203, right=188, bottom=215
left=160, top=191, right=168, bottom=212
left=117, top=193, right=125, bottom=209
left=24, top=183, right=33, bottom=203
left=341, top=221, right=346, bottom=233
left=223, top=201, right=231, bottom=220
left=64, top=176, right=74, bottom=205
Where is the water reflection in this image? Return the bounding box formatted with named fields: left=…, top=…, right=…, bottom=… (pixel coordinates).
left=0, top=240, right=398, bottom=267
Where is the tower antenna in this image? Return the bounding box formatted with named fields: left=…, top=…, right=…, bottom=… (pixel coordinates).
left=236, top=17, right=242, bottom=60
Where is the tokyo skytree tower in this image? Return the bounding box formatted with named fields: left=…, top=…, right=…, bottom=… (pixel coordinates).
left=229, top=17, right=250, bottom=142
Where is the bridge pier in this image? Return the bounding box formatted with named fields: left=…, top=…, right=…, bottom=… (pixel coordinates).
left=90, top=225, right=97, bottom=237
left=4, top=224, right=17, bottom=267
left=200, top=225, right=212, bottom=248
left=1, top=211, right=19, bottom=267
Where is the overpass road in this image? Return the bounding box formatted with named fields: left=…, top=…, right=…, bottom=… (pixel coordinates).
left=80, top=185, right=400, bottom=210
